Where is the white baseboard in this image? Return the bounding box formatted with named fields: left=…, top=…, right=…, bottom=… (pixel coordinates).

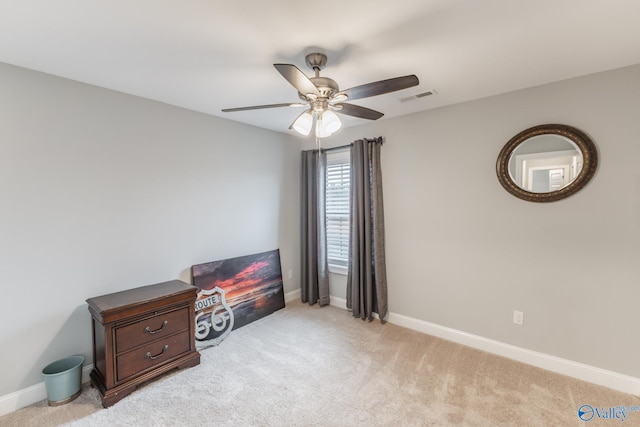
left=4, top=293, right=637, bottom=416
left=284, top=288, right=300, bottom=303
left=0, top=364, right=93, bottom=417
left=329, top=296, right=640, bottom=396
left=330, top=295, right=348, bottom=310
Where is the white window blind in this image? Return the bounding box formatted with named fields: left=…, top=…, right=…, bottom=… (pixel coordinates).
left=326, top=149, right=350, bottom=271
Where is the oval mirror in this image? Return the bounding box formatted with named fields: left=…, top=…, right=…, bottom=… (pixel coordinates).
left=496, top=124, right=598, bottom=202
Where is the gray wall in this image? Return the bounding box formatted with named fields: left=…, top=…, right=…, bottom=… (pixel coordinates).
left=319, top=64, right=640, bottom=378
left=0, top=62, right=300, bottom=396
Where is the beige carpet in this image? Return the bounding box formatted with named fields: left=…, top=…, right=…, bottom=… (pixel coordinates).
left=2, top=301, right=638, bottom=426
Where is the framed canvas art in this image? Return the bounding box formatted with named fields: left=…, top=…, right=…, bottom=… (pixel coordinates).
left=191, top=249, right=285, bottom=348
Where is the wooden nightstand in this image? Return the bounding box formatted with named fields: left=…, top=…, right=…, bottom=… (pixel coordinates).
left=86, top=280, right=201, bottom=407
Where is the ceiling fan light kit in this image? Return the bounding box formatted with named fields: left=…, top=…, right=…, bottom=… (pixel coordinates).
left=291, top=109, right=342, bottom=138
left=291, top=110, right=313, bottom=135
left=315, top=115, right=330, bottom=138
left=222, top=52, right=419, bottom=138
left=315, top=110, right=342, bottom=138
left=320, top=110, right=342, bottom=134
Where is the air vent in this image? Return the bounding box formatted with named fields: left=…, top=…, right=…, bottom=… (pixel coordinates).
left=400, top=89, right=438, bottom=103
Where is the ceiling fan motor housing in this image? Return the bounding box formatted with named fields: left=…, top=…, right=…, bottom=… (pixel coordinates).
left=309, top=77, right=339, bottom=97
left=300, top=52, right=340, bottom=99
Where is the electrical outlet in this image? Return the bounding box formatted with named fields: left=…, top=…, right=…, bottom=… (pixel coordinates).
left=513, top=310, right=524, bottom=326
left=288, top=270, right=293, bottom=280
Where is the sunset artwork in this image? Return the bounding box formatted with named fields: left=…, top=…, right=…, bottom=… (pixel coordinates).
left=191, top=249, right=285, bottom=348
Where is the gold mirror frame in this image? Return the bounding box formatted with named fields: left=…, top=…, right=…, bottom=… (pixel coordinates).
left=496, top=124, right=598, bottom=202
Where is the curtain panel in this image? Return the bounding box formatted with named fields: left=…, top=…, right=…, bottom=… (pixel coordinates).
left=347, top=137, right=388, bottom=322
left=300, top=150, right=330, bottom=306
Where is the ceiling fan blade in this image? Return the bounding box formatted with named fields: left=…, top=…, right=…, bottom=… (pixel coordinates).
left=340, top=75, right=419, bottom=101
left=222, top=103, right=306, bottom=112
left=274, top=64, right=320, bottom=97
left=334, top=103, right=384, bottom=120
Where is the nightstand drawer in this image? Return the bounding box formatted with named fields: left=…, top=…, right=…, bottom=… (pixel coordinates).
left=116, top=331, right=191, bottom=382
left=116, top=307, right=189, bottom=353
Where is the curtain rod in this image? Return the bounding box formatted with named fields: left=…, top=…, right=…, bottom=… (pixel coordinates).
left=320, top=137, right=384, bottom=153
left=321, top=143, right=352, bottom=153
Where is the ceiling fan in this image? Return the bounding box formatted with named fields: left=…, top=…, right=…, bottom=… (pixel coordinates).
left=222, top=52, right=419, bottom=138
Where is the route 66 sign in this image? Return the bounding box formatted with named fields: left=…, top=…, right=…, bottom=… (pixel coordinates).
left=194, top=286, right=234, bottom=348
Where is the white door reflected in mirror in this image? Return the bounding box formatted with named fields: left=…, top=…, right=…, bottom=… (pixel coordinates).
left=509, top=135, right=583, bottom=193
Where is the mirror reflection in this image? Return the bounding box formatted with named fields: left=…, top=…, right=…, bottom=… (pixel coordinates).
left=509, top=135, right=583, bottom=193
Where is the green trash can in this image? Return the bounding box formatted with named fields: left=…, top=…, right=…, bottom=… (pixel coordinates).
left=42, top=355, right=84, bottom=406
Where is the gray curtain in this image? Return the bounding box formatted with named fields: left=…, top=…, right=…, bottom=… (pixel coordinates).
left=346, top=137, right=388, bottom=322
left=300, top=150, right=330, bottom=306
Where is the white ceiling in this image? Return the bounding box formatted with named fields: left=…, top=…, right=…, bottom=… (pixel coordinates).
left=2, top=0, right=640, bottom=134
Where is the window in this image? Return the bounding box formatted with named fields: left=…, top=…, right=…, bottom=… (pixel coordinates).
left=326, top=149, right=350, bottom=275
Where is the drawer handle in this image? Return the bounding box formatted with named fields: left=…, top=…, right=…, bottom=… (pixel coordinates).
left=144, top=320, right=168, bottom=335
left=145, top=345, right=169, bottom=360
